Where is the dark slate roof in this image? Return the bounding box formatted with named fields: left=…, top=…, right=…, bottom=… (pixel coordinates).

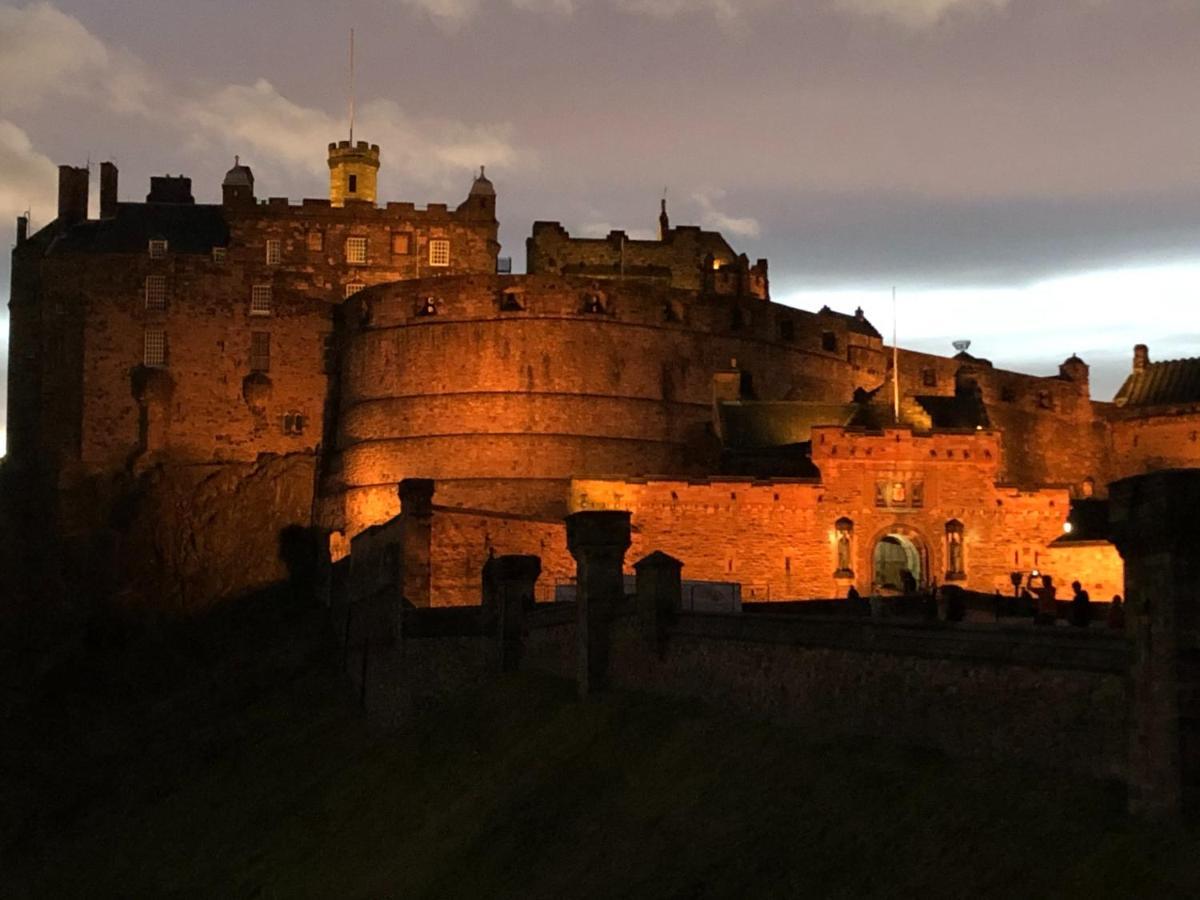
left=1113, top=358, right=1200, bottom=407
left=817, top=305, right=881, bottom=338
left=47, top=202, right=230, bottom=255
left=720, top=442, right=821, bottom=479
left=719, top=401, right=857, bottom=449
left=1051, top=499, right=1110, bottom=545
left=914, top=393, right=991, bottom=429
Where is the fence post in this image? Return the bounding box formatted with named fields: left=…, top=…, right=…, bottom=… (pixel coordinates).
left=495, top=554, right=541, bottom=672
left=634, top=551, right=683, bottom=657
left=566, top=511, right=632, bottom=699
left=398, top=478, right=434, bottom=608
left=1109, top=469, right=1200, bottom=818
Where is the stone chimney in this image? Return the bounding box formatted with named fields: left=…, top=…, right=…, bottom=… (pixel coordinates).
left=1133, top=344, right=1150, bottom=374
left=57, top=164, right=89, bottom=226
left=16, top=215, right=28, bottom=245
left=99, top=161, right=118, bottom=219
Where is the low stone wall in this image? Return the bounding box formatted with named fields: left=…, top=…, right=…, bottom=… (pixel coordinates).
left=523, top=603, right=577, bottom=679
left=607, top=613, right=1130, bottom=780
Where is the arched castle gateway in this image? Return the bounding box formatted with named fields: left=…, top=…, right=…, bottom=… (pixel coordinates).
left=8, top=134, right=1200, bottom=606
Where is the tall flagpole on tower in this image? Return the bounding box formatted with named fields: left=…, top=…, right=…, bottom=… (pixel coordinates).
left=892, top=286, right=900, bottom=424
left=349, top=28, right=356, bottom=144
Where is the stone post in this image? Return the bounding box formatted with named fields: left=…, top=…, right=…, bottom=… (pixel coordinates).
left=494, top=555, right=541, bottom=672
left=566, top=511, right=632, bottom=698
left=398, top=478, right=434, bottom=608
left=634, top=551, right=682, bottom=657
left=1109, top=469, right=1200, bottom=818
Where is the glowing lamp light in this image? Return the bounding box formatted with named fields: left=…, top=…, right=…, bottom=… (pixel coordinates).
left=1062, top=521, right=1074, bottom=534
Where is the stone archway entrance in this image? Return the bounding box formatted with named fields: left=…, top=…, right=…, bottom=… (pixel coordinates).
left=873, top=530, right=925, bottom=592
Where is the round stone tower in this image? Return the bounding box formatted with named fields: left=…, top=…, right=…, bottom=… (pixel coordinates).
left=328, top=140, right=380, bottom=207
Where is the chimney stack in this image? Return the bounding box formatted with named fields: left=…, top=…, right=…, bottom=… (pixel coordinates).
left=57, top=165, right=89, bottom=226
left=16, top=215, right=28, bottom=245
left=100, top=161, right=118, bottom=218
left=1133, top=344, right=1150, bottom=374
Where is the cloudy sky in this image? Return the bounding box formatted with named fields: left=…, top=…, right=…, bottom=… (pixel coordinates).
left=3, top=0, right=1200, bottom=453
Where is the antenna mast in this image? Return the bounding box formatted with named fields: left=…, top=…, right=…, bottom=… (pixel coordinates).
left=892, top=286, right=900, bottom=424
left=348, top=28, right=356, bottom=143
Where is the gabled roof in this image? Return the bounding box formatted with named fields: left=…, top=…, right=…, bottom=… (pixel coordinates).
left=1113, top=358, right=1200, bottom=407
left=47, top=203, right=230, bottom=255
left=817, top=305, right=881, bottom=339
left=913, top=393, right=991, bottom=429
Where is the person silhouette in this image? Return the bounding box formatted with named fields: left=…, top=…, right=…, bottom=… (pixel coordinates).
left=1070, top=580, right=1092, bottom=628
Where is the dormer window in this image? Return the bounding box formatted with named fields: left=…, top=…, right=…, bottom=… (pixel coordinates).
left=148, top=239, right=168, bottom=259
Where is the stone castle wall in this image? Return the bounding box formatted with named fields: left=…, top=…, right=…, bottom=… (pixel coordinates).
left=330, top=274, right=891, bottom=534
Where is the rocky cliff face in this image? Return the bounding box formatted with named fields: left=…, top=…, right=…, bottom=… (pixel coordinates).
left=111, top=455, right=318, bottom=611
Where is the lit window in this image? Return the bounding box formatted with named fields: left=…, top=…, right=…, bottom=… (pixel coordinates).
left=212, top=246, right=227, bottom=264
left=345, top=236, right=367, bottom=265
left=148, top=239, right=168, bottom=259
left=429, top=238, right=450, bottom=267
left=250, top=331, right=271, bottom=373
left=344, top=282, right=366, bottom=299
left=250, top=284, right=272, bottom=316
left=144, top=275, right=167, bottom=311
left=144, top=329, right=167, bottom=367
left=392, top=232, right=412, bottom=255
left=307, top=230, right=323, bottom=252
left=946, top=520, right=965, bottom=578
left=265, top=239, right=282, bottom=265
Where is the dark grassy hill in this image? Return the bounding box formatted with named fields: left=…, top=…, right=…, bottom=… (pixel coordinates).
left=4, top=592, right=1198, bottom=899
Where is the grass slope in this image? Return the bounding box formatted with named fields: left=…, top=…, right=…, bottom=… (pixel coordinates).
left=4, top=592, right=1198, bottom=899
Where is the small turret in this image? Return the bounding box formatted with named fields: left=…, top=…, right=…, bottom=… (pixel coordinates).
left=458, top=166, right=496, bottom=221
left=1059, top=353, right=1089, bottom=386
left=659, top=197, right=670, bottom=241
left=222, top=156, right=255, bottom=208
left=328, top=140, right=380, bottom=207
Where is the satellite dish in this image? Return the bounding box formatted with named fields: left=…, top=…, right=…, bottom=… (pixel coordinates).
left=952, top=340, right=972, bottom=353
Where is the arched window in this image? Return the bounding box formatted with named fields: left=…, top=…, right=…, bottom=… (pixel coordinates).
left=835, top=517, right=854, bottom=577
left=945, top=519, right=965, bottom=580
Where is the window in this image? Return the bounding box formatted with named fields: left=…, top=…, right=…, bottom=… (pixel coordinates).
left=250, top=332, right=271, bottom=373
left=282, top=411, right=305, bottom=435
left=922, top=368, right=937, bottom=387
left=148, top=239, right=168, bottom=259
left=945, top=520, right=965, bottom=579
left=428, top=238, right=450, bottom=267
left=499, top=290, right=524, bottom=312
left=321, top=333, right=335, bottom=374
left=348, top=174, right=358, bottom=194
left=1037, top=390, right=1053, bottom=410
left=779, top=319, right=796, bottom=342
left=307, top=230, right=323, bottom=252
left=265, top=239, right=282, bottom=265
left=144, top=329, right=167, bottom=367
left=250, top=284, right=272, bottom=316
left=391, top=232, right=412, bottom=255
left=344, top=282, right=366, bottom=299
left=144, top=275, right=167, bottom=312
left=821, top=330, right=837, bottom=352
left=345, top=236, right=367, bottom=265
left=212, top=246, right=227, bottom=264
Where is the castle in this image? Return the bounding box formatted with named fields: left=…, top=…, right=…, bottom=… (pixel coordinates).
left=7, top=137, right=1200, bottom=609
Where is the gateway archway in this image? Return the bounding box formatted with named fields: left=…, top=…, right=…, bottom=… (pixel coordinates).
left=873, top=530, right=926, bottom=592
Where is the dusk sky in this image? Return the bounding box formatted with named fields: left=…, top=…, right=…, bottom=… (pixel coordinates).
left=3, top=0, right=1200, bottom=453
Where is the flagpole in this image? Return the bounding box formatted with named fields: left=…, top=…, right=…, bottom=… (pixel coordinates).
left=892, top=286, right=900, bottom=423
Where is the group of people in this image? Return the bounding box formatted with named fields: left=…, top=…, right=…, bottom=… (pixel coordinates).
left=1019, top=575, right=1125, bottom=630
